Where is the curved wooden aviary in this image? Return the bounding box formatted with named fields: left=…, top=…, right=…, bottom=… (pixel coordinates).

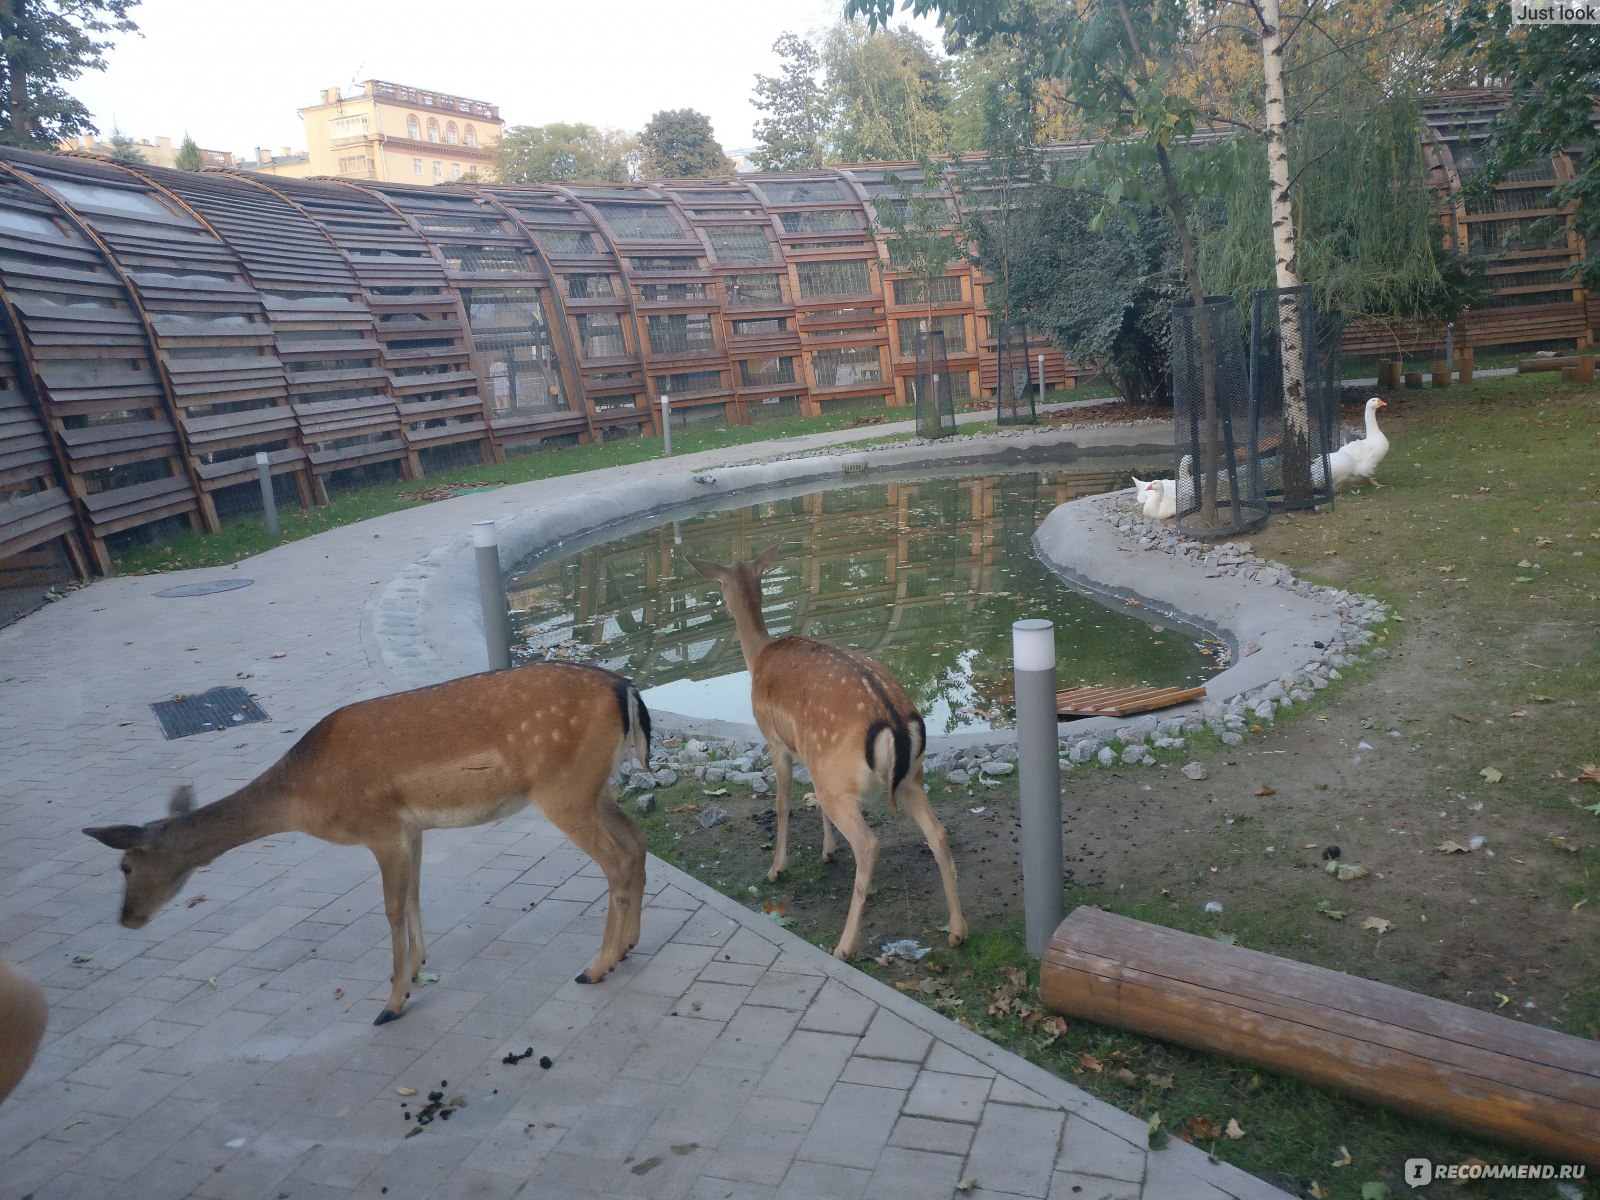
left=1040, top=907, right=1600, bottom=1163
left=0, top=89, right=1592, bottom=599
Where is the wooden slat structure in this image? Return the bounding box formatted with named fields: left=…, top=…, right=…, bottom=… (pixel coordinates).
left=0, top=90, right=1594, bottom=583
left=1041, top=907, right=1600, bottom=1163
left=1056, top=684, right=1207, bottom=717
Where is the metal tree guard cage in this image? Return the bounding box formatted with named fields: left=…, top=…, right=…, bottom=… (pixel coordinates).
left=1248, top=285, right=1339, bottom=511
left=914, top=330, right=956, bottom=439
left=1171, top=296, right=1268, bottom=539
left=995, top=321, right=1038, bottom=426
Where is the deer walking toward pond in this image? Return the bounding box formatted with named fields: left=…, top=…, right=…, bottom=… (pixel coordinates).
left=84, top=663, right=650, bottom=1025
left=688, top=546, right=967, bottom=960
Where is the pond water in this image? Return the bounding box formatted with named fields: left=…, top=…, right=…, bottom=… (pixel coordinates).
left=505, top=464, right=1223, bottom=734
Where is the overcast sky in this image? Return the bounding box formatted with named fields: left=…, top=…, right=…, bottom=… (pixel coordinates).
left=70, top=0, right=943, bottom=160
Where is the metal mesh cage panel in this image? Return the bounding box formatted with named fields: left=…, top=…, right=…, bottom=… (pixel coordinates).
left=914, top=330, right=955, bottom=439
left=995, top=322, right=1037, bottom=426
left=1172, top=296, right=1268, bottom=538
left=1248, top=285, right=1340, bottom=511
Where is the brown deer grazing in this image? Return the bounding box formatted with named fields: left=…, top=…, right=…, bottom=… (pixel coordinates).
left=688, top=546, right=967, bottom=960
left=84, top=663, right=650, bottom=1024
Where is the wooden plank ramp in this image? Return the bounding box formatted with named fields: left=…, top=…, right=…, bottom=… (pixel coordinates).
left=1056, top=684, right=1206, bottom=718
left=1041, top=907, right=1600, bottom=1163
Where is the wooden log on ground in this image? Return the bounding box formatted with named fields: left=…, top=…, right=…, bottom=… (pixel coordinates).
left=1459, top=349, right=1475, bottom=384
left=1519, top=355, right=1579, bottom=374
left=1040, top=907, right=1600, bottom=1163
left=1404, top=370, right=1424, bottom=388
left=1431, top=359, right=1451, bottom=387
left=1562, top=356, right=1595, bottom=384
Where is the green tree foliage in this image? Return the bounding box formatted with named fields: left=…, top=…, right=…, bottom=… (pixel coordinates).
left=1434, top=1, right=1600, bottom=287
left=0, top=0, right=139, bottom=148
left=972, top=182, right=1182, bottom=407
left=173, top=132, right=203, bottom=170
left=1197, top=92, right=1482, bottom=327
left=493, top=122, right=637, bottom=184
left=104, top=125, right=141, bottom=161
left=823, top=20, right=952, bottom=163
left=751, top=32, right=831, bottom=171
left=639, top=108, right=732, bottom=179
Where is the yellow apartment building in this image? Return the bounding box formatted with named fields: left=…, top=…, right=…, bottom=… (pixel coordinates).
left=249, top=79, right=503, bottom=183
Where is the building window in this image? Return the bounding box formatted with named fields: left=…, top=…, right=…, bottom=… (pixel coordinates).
left=464, top=125, right=477, bottom=148
left=647, top=313, right=715, bottom=355
left=725, top=273, right=784, bottom=308
left=812, top=345, right=882, bottom=388
left=637, top=281, right=708, bottom=302
left=653, top=369, right=725, bottom=396
left=433, top=161, right=443, bottom=179
left=407, top=115, right=420, bottom=140
left=739, top=356, right=796, bottom=387
left=897, top=314, right=968, bottom=354
left=705, top=224, right=774, bottom=263
left=330, top=115, right=369, bottom=139
left=427, top=118, right=439, bottom=143
left=731, top=316, right=788, bottom=336
left=446, top=122, right=459, bottom=145
left=451, top=163, right=461, bottom=179
left=893, top=276, right=963, bottom=306
left=575, top=313, right=627, bottom=359
left=566, top=273, right=614, bottom=298
left=413, top=158, right=423, bottom=176
left=796, top=260, right=871, bottom=298
left=337, top=154, right=370, bottom=176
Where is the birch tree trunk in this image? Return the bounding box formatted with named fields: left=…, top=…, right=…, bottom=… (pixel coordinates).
left=1258, top=0, right=1313, bottom=502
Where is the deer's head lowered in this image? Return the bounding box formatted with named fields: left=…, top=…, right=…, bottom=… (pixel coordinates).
left=83, top=786, right=199, bottom=928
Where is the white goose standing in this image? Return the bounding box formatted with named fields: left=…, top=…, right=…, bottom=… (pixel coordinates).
left=1329, top=397, right=1390, bottom=489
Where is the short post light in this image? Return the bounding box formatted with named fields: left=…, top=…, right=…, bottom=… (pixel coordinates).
left=1012, top=618, right=1063, bottom=958
left=472, top=520, right=514, bottom=672
left=255, top=451, right=279, bottom=537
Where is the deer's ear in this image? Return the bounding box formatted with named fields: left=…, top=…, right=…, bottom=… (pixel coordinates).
left=170, top=786, right=195, bottom=817
left=685, top=556, right=721, bottom=580
left=84, top=824, right=146, bottom=851
left=753, top=543, right=783, bottom=574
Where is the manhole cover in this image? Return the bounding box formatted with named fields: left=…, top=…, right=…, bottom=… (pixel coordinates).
left=154, top=579, right=254, bottom=598
left=150, top=687, right=270, bottom=739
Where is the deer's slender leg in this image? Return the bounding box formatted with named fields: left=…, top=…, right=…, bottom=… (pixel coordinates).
left=768, top=741, right=794, bottom=881
left=559, top=803, right=639, bottom=985
left=404, top=829, right=426, bottom=980
left=372, top=841, right=415, bottom=1024
left=595, top=786, right=646, bottom=952
left=896, top=770, right=968, bottom=946
left=819, top=795, right=878, bottom=960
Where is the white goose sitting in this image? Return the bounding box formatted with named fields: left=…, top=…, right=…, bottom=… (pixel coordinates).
left=1328, top=397, right=1390, bottom=489
left=1139, top=476, right=1177, bottom=519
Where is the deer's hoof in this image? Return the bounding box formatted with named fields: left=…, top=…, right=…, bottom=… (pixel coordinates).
left=373, top=1007, right=403, bottom=1025
left=575, top=970, right=595, bottom=984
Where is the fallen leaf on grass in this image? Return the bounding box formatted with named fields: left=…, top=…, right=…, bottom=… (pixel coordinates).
left=761, top=900, right=787, bottom=915
left=1113, top=1067, right=1138, bottom=1083
left=1145, top=1072, right=1175, bottom=1091
left=1437, top=841, right=1472, bottom=854
left=1079, top=1052, right=1103, bottom=1073
left=1315, top=900, right=1347, bottom=921
left=1331, top=1145, right=1353, bottom=1167
left=1548, top=835, right=1579, bottom=853
left=1481, top=766, right=1504, bottom=783
left=1577, top=763, right=1600, bottom=786
left=1361, top=916, right=1393, bottom=934
left=1495, top=992, right=1512, bottom=1009
left=1308, top=1184, right=1327, bottom=1199
left=1147, top=1113, right=1168, bottom=1150
left=1361, top=1183, right=1392, bottom=1200
left=1186, top=1115, right=1223, bottom=1140
left=1253, top=785, right=1276, bottom=796
left=666, top=803, right=700, bottom=814
left=1226, top=1118, right=1245, bottom=1140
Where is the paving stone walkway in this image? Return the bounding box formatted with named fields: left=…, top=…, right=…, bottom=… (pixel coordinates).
left=0, top=425, right=1292, bottom=1200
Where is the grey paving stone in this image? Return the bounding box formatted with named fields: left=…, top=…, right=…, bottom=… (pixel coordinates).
left=865, top=1144, right=967, bottom=1200
left=855, top=1008, right=932, bottom=1064
left=798, top=979, right=878, bottom=1037
left=776, top=1159, right=872, bottom=1200
left=797, top=1080, right=904, bottom=1168
left=962, top=1102, right=1068, bottom=1198
left=1056, top=1114, right=1145, bottom=1182
left=888, top=1113, right=976, bottom=1156
left=1049, top=1172, right=1142, bottom=1200
left=757, top=1030, right=858, bottom=1104
left=903, top=1070, right=992, bottom=1123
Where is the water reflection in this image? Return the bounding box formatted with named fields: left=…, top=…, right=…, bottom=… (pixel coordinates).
left=506, top=467, right=1221, bottom=733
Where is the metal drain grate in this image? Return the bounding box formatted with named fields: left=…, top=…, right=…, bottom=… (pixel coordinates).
left=150, top=687, right=270, bottom=739
left=154, top=579, right=254, bottom=598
